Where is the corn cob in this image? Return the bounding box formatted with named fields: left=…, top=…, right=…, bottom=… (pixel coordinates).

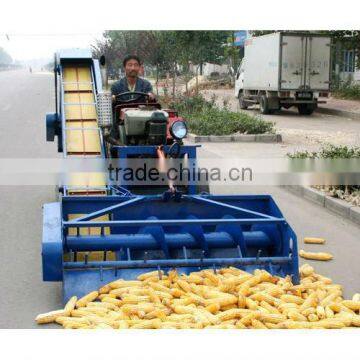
left=299, top=250, right=333, bottom=261
left=35, top=309, right=69, bottom=324
left=76, top=291, right=98, bottom=308
left=36, top=265, right=360, bottom=330
left=303, top=237, right=326, bottom=244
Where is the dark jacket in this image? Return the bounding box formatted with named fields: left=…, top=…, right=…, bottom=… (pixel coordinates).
left=111, top=77, right=153, bottom=98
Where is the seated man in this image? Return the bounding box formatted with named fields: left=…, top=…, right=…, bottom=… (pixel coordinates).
left=111, top=54, right=155, bottom=103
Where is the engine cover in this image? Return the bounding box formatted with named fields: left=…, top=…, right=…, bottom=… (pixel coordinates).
left=124, top=109, right=168, bottom=136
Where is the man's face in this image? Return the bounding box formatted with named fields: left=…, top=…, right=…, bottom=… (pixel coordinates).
left=124, top=59, right=140, bottom=78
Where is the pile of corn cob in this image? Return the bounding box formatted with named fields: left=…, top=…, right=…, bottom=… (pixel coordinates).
left=36, top=264, right=360, bottom=329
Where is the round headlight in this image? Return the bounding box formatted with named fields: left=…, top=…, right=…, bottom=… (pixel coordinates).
left=171, top=121, right=187, bottom=139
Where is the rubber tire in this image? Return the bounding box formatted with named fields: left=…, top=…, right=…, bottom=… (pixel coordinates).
left=259, top=95, right=271, bottom=114
left=297, top=104, right=315, bottom=115
left=238, top=92, right=248, bottom=110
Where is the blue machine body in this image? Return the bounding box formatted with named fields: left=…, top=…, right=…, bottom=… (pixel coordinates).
left=43, top=49, right=300, bottom=304
left=42, top=193, right=299, bottom=303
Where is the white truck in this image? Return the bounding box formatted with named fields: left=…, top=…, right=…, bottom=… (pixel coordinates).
left=234, top=32, right=331, bottom=115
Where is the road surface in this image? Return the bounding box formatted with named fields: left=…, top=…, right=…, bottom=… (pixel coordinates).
left=0, top=70, right=359, bottom=328
left=202, top=88, right=360, bottom=152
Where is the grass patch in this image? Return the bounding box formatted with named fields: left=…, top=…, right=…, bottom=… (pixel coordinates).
left=161, top=94, right=275, bottom=136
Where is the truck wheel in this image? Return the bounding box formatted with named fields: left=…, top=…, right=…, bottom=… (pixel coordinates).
left=259, top=95, right=271, bottom=114
left=238, top=92, right=248, bottom=110
left=298, top=104, right=315, bottom=115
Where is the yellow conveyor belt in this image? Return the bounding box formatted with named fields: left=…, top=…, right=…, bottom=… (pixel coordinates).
left=62, top=64, right=114, bottom=261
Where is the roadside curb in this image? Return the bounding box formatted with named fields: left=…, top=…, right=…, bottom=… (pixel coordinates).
left=316, top=107, right=360, bottom=121
left=187, top=133, right=282, bottom=143
left=282, top=185, right=360, bottom=227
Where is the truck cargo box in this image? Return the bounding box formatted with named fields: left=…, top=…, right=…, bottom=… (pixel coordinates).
left=243, top=32, right=331, bottom=91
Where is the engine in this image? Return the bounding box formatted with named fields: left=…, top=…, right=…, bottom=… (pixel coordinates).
left=123, top=109, right=168, bottom=145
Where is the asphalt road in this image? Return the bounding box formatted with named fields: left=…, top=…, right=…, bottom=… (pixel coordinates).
left=0, top=70, right=359, bottom=328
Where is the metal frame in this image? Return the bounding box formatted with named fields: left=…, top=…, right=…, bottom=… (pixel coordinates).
left=42, top=193, right=299, bottom=302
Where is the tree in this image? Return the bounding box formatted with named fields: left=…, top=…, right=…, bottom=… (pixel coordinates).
left=92, top=31, right=231, bottom=95
left=0, top=47, right=12, bottom=65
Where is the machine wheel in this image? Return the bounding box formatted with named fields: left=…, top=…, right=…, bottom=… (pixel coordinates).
left=297, top=104, right=315, bottom=115
left=238, top=92, right=248, bottom=110
left=259, top=95, right=271, bottom=114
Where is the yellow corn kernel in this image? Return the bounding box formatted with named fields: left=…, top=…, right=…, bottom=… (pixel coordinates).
left=352, top=294, right=360, bottom=302
left=76, top=291, right=99, bottom=308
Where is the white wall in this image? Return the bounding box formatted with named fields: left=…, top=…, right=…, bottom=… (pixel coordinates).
left=189, top=62, right=228, bottom=76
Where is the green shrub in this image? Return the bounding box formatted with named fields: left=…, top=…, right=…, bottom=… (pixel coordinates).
left=287, top=144, right=360, bottom=159
left=333, top=83, right=360, bottom=100
left=287, top=144, right=360, bottom=203
left=161, top=94, right=275, bottom=136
